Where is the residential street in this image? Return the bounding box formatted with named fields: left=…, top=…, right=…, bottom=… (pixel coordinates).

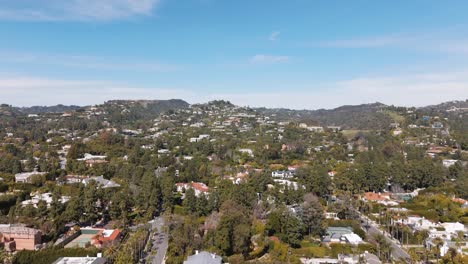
left=359, top=214, right=411, bottom=262
left=147, top=217, right=169, bottom=264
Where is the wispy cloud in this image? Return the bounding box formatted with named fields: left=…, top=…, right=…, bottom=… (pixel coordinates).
left=249, top=54, right=290, bottom=64
left=319, top=31, right=468, bottom=55
left=269, top=31, right=280, bottom=41
left=0, top=76, right=195, bottom=106
left=0, top=0, right=160, bottom=21
left=205, top=70, right=468, bottom=109
left=0, top=51, right=179, bottom=72
left=322, top=34, right=411, bottom=48
left=1, top=69, right=467, bottom=109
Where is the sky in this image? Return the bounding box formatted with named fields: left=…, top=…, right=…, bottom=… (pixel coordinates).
left=0, top=0, right=468, bottom=109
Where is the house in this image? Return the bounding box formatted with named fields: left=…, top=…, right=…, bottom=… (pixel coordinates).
left=77, top=153, right=107, bottom=161
left=390, top=123, right=400, bottom=128
left=287, top=165, right=301, bottom=172
left=64, top=228, right=121, bottom=249
left=21, top=192, right=70, bottom=208
left=90, top=229, right=121, bottom=248
left=441, top=222, right=465, bottom=235
left=15, top=171, right=47, bottom=183
left=432, top=122, right=444, bottom=129
left=362, top=192, right=399, bottom=206
left=53, top=257, right=107, bottom=264
left=298, top=124, right=323, bottom=132
left=341, top=233, right=363, bottom=245
left=325, top=212, right=340, bottom=220
left=452, top=197, right=468, bottom=208
left=425, top=239, right=463, bottom=258
left=77, top=154, right=108, bottom=167
left=238, top=148, right=254, bottom=157
left=0, top=224, right=42, bottom=251
left=157, top=149, right=170, bottom=154
left=183, top=251, right=222, bottom=264
left=426, top=146, right=447, bottom=156
left=273, top=179, right=303, bottom=190
left=82, top=176, right=120, bottom=189
left=301, top=252, right=380, bottom=264
left=442, top=159, right=459, bottom=168
left=322, top=227, right=354, bottom=243
left=327, top=126, right=342, bottom=132
left=189, top=134, right=210, bottom=143
left=224, top=172, right=249, bottom=184
left=392, top=128, right=403, bottom=136
left=176, top=182, right=209, bottom=197
left=84, top=159, right=109, bottom=167
left=272, top=170, right=294, bottom=179
left=64, top=175, right=89, bottom=184
left=402, top=216, right=438, bottom=231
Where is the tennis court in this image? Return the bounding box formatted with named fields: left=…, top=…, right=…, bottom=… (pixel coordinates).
left=64, top=229, right=100, bottom=248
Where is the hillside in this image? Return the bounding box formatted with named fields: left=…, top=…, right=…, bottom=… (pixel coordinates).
left=256, top=102, right=392, bottom=129
left=100, top=99, right=190, bottom=122
left=419, top=99, right=468, bottom=113
left=18, top=104, right=83, bottom=114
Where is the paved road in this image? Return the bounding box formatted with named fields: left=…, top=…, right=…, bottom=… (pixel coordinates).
left=148, top=217, right=169, bottom=264
left=359, top=214, right=411, bottom=262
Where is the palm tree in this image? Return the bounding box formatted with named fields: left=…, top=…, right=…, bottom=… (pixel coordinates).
left=373, top=233, right=393, bottom=262
left=432, top=237, right=444, bottom=263
left=447, top=247, right=457, bottom=263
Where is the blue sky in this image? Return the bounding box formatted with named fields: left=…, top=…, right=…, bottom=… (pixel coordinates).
left=0, top=0, right=467, bottom=109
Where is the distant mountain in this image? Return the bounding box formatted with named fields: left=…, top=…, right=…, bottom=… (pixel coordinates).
left=0, top=104, right=20, bottom=118
left=18, top=104, right=83, bottom=114
left=257, top=102, right=392, bottom=129
left=101, top=99, right=190, bottom=121
left=419, top=100, right=468, bottom=113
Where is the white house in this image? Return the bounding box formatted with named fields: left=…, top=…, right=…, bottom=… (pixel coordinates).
left=442, top=159, right=459, bottom=168
left=238, top=148, right=254, bottom=157
left=21, top=193, right=70, bottom=208
left=307, top=126, right=324, bottom=132
left=273, top=179, right=303, bottom=190
left=15, top=171, right=47, bottom=183
left=176, top=182, right=209, bottom=197
left=189, top=134, right=210, bottom=143
left=82, top=176, right=121, bottom=189
left=405, top=216, right=438, bottom=231
left=77, top=153, right=107, bottom=161
left=341, top=233, right=363, bottom=245
left=272, top=170, right=294, bottom=179
left=441, top=222, right=465, bottom=235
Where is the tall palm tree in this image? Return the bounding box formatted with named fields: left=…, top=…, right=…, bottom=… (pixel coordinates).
left=373, top=233, right=393, bottom=262
left=432, top=237, right=444, bottom=263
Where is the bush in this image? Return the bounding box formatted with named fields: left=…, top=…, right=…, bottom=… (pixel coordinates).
left=13, top=248, right=99, bottom=264
left=293, top=246, right=327, bottom=258
left=330, top=243, right=352, bottom=257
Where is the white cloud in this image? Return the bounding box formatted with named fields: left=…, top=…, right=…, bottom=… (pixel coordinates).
left=269, top=31, right=280, bottom=41
left=0, top=51, right=179, bottom=72
left=204, top=71, right=468, bottom=109
left=0, top=70, right=466, bottom=108
left=320, top=31, right=468, bottom=55
left=249, top=54, right=290, bottom=64
left=0, top=0, right=160, bottom=21
left=322, top=34, right=410, bottom=48
left=0, top=77, right=196, bottom=106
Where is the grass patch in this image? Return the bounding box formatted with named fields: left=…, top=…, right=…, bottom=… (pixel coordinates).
left=383, top=110, right=405, bottom=123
